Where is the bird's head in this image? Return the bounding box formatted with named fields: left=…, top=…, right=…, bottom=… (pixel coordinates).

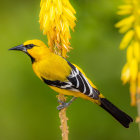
left=9, top=40, right=50, bottom=63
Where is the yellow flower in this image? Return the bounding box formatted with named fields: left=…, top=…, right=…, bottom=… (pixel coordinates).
left=118, top=22, right=132, bottom=33
left=121, top=63, right=130, bottom=84
left=135, top=25, right=140, bottom=39
left=130, top=80, right=136, bottom=106
left=133, top=41, right=140, bottom=61
left=115, top=15, right=135, bottom=28
left=130, top=58, right=138, bottom=81
left=119, top=30, right=134, bottom=49
left=137, top=72, right=140, bottom=93
left=126, top=44, right=133, bottom=63
left=117, top=5, right=132, bottom=15
left=39, top=0, right=76, bottom=57
left=116, top=0, right=140, bottom=106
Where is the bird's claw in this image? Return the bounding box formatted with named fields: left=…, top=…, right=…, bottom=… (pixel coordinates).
left=57, top=100, right=65, bottom=104
left=57, top=97, right=77, bottom=111
left=57, top=102, right=69, bottom=111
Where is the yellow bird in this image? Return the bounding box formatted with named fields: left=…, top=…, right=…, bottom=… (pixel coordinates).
left=9, top=39, right=133, bottom=128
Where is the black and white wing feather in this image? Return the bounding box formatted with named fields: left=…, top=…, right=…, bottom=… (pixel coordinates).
left=67, top=61, right=99, bottom=99
left=42, top=61, right=99, bottom=100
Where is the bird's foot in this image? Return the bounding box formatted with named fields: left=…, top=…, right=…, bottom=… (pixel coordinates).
left=57, top=97, right=77, bottom=111
left=57, top=101, right=70, bottom=110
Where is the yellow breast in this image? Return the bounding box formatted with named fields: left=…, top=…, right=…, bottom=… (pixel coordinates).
left=32, top=53, right=71, bottom=82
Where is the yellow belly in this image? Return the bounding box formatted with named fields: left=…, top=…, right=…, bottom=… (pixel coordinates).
left=49, top=86, right=101, bottom=105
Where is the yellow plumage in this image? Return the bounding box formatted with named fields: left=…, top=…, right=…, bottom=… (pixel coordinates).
left=9, top=39, right=133, bottom=128
left=25, top=40, right=102, bottom=105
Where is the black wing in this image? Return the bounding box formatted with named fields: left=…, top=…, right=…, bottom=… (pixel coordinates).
left=42, top=60, right=99, bottom=100
left=66, top=61, right=99, bottom=99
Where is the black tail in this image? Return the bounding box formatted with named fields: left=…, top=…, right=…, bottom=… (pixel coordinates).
left=100, top=98, right=133, bottom=128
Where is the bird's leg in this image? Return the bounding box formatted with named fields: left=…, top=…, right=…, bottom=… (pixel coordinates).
left=57, top=97, right=77, bottom=110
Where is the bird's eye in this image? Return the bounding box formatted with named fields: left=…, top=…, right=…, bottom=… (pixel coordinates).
left=25, top=44, right=35, bottom=49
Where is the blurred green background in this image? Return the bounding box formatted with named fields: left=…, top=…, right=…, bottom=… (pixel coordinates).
left=0, top=0, right=139, bottom=140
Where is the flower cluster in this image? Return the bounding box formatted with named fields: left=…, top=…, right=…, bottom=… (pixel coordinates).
left=115, top=0, right=140, bottom=106
left=39, top=0, right=76, bottom=57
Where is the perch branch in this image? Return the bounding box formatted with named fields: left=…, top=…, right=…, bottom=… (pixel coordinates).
left=57, top=94, right=69, bottom=140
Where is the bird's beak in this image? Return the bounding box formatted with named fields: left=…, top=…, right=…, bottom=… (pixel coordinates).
left=9, top=44, right=27, bottom=52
